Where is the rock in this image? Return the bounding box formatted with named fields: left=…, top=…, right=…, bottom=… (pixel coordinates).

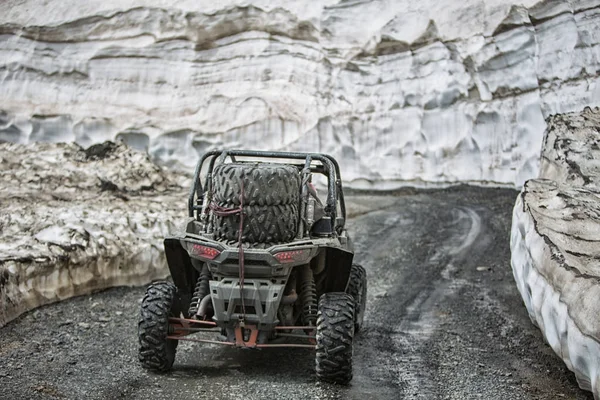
left=511, top=107, right=600, bottom=397
left=1, top=1, right=599, bottom=188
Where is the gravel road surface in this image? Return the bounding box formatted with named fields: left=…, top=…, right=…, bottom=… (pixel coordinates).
left=0, top=186, right=593, bottom=399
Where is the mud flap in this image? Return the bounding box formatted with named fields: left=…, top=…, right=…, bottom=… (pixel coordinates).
left=164, top=237, right=198, bottom=312
left=320, top=248, right=354, bottom=293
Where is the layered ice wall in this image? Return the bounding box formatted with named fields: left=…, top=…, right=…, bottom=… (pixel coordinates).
left=0, top=141, right=188, bottom=327
left=511, top=107, right=600, bottom=398
left=1, top=0, right=600, bottom=188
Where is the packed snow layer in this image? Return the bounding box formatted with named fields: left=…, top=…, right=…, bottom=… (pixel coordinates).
left=1, top=0, right=600, bottom=188
left=511, top=181, right=600, bottom=397
left=511, top=107, right=600, bottom=398
left=0, top=142, right=188, bottom=327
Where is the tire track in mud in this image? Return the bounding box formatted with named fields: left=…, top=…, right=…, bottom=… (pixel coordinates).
left=346, top=202, right=483, bottom=399
left=393, top=207, right=482, bottom=398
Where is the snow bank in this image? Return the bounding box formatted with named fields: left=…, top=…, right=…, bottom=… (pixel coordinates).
left=511, top=107, right=600, bottom=397
left=0, top=141, right=187, bottom=327
left=1, top=0, right=600, bottom=188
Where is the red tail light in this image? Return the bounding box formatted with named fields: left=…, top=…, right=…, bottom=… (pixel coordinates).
left=273, top=249, right=310, bottom=263
left=190, top=244, right=220, bottom=260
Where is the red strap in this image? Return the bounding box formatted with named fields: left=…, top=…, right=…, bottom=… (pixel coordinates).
left=209, top=182, right=246, bottom=319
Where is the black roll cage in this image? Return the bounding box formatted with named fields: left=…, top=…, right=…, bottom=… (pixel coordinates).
left=188, top=149, right=347, bottom=232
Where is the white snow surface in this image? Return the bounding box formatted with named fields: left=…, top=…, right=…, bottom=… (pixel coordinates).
left=1, top=0, right=600, bottom=188
left=0, top=141, right=188, bottom=327
left=511, top=107, right=600, bottom=398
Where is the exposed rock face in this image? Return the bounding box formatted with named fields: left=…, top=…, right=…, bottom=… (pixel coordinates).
left=511, top=107, right=600, bottom=397
left=2, top=0, right=600, bottom=188
left=0, top=141, right=187, bottom=327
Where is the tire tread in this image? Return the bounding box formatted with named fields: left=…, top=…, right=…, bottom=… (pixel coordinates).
left=346, top=264, right=367, bottom=333
left=315, top=292, right=355, bottom=384
left=138, top=281, right=178, bottom=372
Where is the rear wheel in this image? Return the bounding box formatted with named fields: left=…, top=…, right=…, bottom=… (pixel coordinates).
left=138, top=281, right=179, bottom=372
left=346, top=264, right=367, bottom=333
left=315, top=292, right=354, bottom=384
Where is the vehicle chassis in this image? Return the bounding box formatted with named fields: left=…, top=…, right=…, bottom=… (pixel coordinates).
left=163, top=150, right=355, bottom=351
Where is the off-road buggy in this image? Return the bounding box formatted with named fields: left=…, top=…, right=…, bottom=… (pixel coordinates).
left=138, top=150, right=367, bottom=384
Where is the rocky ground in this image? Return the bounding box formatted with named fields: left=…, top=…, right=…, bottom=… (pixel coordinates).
left=0, top=186, right=592, bottom=399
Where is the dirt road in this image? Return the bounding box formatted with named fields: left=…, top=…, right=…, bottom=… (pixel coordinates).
left=0, top=187, right=592, bottom=399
